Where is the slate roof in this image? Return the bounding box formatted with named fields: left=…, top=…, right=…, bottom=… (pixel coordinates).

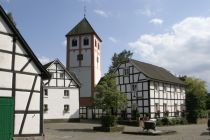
left=130, top=59, right=185, bottom=85
left=66, top=17, right=102, bottom=41
left=44, top=59, right=81, bottom=87
left=0, top=5, right=50, bottom=79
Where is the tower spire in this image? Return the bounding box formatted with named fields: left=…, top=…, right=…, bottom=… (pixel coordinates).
left=84, top=3, right=87, bottom=17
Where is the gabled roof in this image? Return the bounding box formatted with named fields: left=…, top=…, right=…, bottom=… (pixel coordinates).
left=0, top=5, right=50, bottom=79
left=44, top=59, right=81, bottom=87
left=66, top=17, right=102, bottom=42
left=130, top=59, right=185, bottom=85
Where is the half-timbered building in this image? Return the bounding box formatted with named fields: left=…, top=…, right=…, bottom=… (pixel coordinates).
left=115, top=59, right=185, bottom=119
left=43, top=59, right=80, bottom=122
left=0, top=5, right=50, bottom=140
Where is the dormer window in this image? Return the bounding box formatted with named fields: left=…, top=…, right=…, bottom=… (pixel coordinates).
left=123, top=68, right=129, bottom=76
left=83, top=37, right=89, bottom=46
left=72, top=39, right=77, bottom=47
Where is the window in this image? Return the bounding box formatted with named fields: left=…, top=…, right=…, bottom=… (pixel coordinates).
left=44, top=104, right=48, bottom=112
left=44, top=89, right=48, bottom=96
left=95, top=40, right=97, bottom=47
left=77, top=54, right=83, bottom=61
left=154, top=83, right=159, bottom=91
left=164, top=86, right=167, bottom=92
left=64, top=105, right=69, bottom=112
left=155, top=103, right=160, bottom=112
left=123, top=68, right=129, bottom=76
left=97, top=57, right=99, bottom=63
left=181, top=104, right=185, bottom=111
left=131, top=84, right=137, bottom=92
left=50, top=72, right=54, bottom=78
left=83, top=37, right=89, bottom=46
left=60, top=73, right=64, bottom=78
left=163, top=103, right=167, bottom=112
left=64, top=90, right=69, bottom=97
left=174, top=104, right=178, bottom=111
left=72, top=39, right=77, bottom=47
left=98, top=43, right=100, bottom=49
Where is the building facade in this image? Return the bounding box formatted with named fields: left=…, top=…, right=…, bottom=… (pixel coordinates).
left=66, top=17, right=102, bottom=119
left=0, top=5, right=50, bottom=140
left=115, top=59, right=185, bottom=119
left=43, top=59, right=80, bottom=121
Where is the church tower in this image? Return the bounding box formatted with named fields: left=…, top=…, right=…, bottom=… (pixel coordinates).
left=66, top=17, right=102, bottom=118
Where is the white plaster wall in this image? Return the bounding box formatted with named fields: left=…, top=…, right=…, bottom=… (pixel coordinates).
left=15, top=41, right=26, bottom=54
left=24, top=61, right=41, bottom=74
left=15, top=91, right=30, bottom=110
left=14, top=55, right=28, bottom=71
left=81, top=49, right=91, bottom=66
left=0, top=71, right=12, bottom=88
left=72, top=67, right=91, bottom=97
left=70, top=50, right=79, bottom=67
left=14, top=114, right=24, bottom=134
left=44, top=88, right=79, bottom=119
left=0, top=90, right=12, bottom=97
left=16, top=74, right=35, bottom=90
left=22, top=114, right=40, bottom=134
left=0, top=52, right=12, bottom=69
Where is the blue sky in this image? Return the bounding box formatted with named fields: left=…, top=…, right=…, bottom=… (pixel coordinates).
left=1, top=0, right=210, bottom=90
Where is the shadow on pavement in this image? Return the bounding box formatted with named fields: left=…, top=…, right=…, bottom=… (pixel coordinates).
left=55, top=128, right=95, bottom=133
left=200, top=132, right=210, bottom=136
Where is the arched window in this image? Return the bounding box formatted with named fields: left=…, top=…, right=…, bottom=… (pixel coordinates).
left=72, top=39, right=77, bottom=47
left=83, top=37, right=89, bottom=46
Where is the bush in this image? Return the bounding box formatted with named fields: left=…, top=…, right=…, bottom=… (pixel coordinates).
left=156, top=118, right=162, bottom=126
left=180, top=117, right=188, bottom=124
left=131, top=110, right=140, bottom=120
left=101, top=115, right=117, bottom=127
left=161, top=117, right=170, bottom=125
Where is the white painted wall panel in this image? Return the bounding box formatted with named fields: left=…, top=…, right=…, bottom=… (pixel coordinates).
left=0, top=71, right=12, bottom=88
left=0, top=34, right=13, bottom=51
left=0, top=90, right=12, bottom=97
left=24, top=61, right=41, bottom=74
left=15, top=91, right=30, bottom=110
left=15, top=55, right=28, bottom=71
left=14, top=114, right=24, bottom=134
left=15, top=41, right=26, bottom=54
left=16, top=74, right=34, bottom=90
left=29, top=93, right=40, bottom=110
left=0, top=52, right=12, bottom=69
left=34, top=77, right=41, bottom=91
left=22, top=114, right=40, bottom=134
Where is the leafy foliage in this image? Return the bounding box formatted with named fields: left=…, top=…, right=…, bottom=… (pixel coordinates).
left=101, top=115, right=118, bottom=127
left=109, top=50, right=133, bottom=73
left=185, top=77, right=208, bottom=123
left=93, top=73, right=127, bottom=115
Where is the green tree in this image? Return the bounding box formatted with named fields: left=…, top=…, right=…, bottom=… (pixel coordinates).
left=93, top=73, right=127, bottom=115
left=185, top=77, right=207, bottom=123
left=109, top=50, right=133, bottom=73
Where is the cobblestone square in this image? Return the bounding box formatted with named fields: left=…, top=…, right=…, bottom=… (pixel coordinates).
left=44, top=121, right=210, bottom=140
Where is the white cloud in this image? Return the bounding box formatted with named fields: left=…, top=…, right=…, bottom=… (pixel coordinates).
left=39, top=56, right=51, bottom=64
left=108, top=37, right=118, bottom=43
left=136, top=7, right=156, bottom=17
left=94, top=9, right=108, bottom=17
left=62, top=40, right=67, bottom=46
left=149, top=18, right=163, bottom=25
left=129, top=17, right=210, bottom=90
